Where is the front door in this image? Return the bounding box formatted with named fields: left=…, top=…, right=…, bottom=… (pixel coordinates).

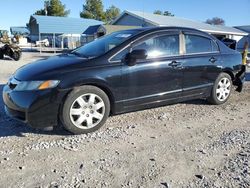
left=121, top=32, right=183, bottom=110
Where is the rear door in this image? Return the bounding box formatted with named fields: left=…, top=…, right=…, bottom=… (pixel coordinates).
left=181, top=32, right=222, bottom=97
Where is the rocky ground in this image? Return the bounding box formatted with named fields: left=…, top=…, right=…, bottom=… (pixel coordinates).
left=0, top=53, right=249, bottom=188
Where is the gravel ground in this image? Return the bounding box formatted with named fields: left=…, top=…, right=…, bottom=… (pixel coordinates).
left=0, top=53, right=250, bottom=187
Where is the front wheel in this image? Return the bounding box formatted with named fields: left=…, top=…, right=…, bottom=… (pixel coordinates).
left=61, top=86, right=110, bottom=134
left=12, top=51, right=21, bottom=61
left=208, top=73, right=232, bottom=105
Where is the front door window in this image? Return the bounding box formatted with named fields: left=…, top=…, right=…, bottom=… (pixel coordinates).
left=132, top=34, right=180, bottom=59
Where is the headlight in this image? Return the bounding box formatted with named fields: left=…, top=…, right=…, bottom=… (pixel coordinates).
left=14, top=80, right=60, bottom=91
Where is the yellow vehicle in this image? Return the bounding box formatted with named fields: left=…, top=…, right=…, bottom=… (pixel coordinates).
left=237, top=35, right=250, bottom=66
left=0, top=30, right=10, bottom=43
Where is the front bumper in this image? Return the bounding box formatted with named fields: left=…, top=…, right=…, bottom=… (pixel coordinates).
left=2, top=84, right=69, bottom=128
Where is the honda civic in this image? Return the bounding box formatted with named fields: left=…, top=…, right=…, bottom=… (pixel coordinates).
left=2, top=27, right=246, bottom=134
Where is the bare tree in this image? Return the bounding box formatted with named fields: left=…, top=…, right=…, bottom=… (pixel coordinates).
left=154, top=10, right=174, bottom=17
left=205, top=17, right=225, bottom=26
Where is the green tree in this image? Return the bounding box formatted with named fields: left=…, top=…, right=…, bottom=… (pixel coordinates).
left=34, top=8, right=46, bottom=16
left=154, top=10, right=174, bottom=17
left=80, top=0, right=106, bottom=21
left=205, top=17, right=225, bottom=25
left=105, top=5, right=120, bottom=23
left=34, top=0, right=70, bottom=17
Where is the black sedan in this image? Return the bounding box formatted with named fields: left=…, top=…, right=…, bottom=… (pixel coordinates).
left=2, top=27, right=246, bottom=134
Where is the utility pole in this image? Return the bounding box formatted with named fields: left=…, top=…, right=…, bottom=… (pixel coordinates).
left=44, top=1, right=48, bottom=16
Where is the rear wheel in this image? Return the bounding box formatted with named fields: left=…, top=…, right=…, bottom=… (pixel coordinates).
left=0, top=50, right=3, bottom=59
left=62, top=86, right=110, bottom=134
left=208, top=73, right=232, bottom=105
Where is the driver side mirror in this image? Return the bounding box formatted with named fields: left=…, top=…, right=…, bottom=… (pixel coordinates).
left=125, top=49, right=147, bottom=66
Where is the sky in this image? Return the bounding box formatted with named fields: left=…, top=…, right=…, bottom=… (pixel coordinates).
left=0, top=0, right=250, bottom=31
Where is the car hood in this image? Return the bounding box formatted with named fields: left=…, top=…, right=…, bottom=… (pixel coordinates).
left=14, top=54, right=89, bottom=81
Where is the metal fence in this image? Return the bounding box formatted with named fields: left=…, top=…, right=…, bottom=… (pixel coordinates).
left=38, top=33, right=81, bottom=53
left=20, top=33, right=94, bottom=53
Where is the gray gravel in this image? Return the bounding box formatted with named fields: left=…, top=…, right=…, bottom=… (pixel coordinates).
left=0, top=53, right=250, bottom=187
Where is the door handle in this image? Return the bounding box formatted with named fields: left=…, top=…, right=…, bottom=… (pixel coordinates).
left=209, top=57, right=217, bottom=63
left=169, top=61, right=181, bottom=67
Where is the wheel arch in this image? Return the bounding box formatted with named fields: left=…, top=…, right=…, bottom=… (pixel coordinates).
left=57, top=81, right=116, bottom=130
left=61, top=78, right=116, bottom=115
left=222, top=68, right=235, bottom=82
left=82, top=83, right=115, bottom=115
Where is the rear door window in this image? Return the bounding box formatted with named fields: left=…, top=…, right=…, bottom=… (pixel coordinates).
left=185, top=35, right=219, bottom=54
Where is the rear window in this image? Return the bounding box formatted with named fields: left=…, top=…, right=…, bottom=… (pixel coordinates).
left=185, top=35, right=219, bottom=54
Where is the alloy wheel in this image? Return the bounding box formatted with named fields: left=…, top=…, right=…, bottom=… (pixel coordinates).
left=216, top=77, right=231, bottom=102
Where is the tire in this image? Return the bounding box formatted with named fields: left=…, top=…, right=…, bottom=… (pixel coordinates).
left=61, top=85, right=110, bottom=134
left=12, top=51, right=21, bottom=61
left=208, top=73, right=232, bottom=105
left=0, top=51, right=3, bottom=59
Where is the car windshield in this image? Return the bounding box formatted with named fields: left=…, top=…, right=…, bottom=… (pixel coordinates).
left=72, top=30, right=140, bottom=58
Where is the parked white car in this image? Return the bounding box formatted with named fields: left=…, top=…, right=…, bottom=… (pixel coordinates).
left=36, top=39, right=49, bottom=47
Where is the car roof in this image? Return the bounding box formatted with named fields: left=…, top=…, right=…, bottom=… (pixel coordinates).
left=122, top=27, right=217, bottom=44
left=121, top=26, right=211, bottom=37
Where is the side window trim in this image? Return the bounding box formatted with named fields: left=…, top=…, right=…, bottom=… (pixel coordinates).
left=109, top=44, right=131, bottom=63
left=211, top=39, right=220, bottom=52
left=182, top=32, right=220, bottom=55
left=179, top=32, right=185, bottom=55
